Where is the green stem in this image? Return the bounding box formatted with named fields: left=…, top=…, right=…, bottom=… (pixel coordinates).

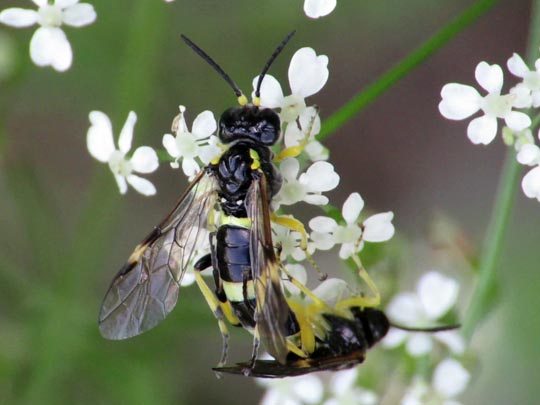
left=318, top=0, right=500, bottom=141
left=463, top=0, right=540, bottom=340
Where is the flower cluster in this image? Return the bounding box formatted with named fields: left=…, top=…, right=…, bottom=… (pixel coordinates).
left=438, top=50, right=540, bottom=202
left=383, top=271, right=470, bottom=405
left=0, top=0, right=96, bottom=72
left=258, top=367, right=377, bottom=405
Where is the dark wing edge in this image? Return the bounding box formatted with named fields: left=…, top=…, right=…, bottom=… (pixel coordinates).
left=98, top=170, right=218, bottom=340
left=213, top=352, right=364, bottom=378
left=245, top=173, right=290, bottom=364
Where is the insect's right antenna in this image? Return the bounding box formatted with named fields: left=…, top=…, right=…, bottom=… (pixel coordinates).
left=391, top=323, right=461, bottom=333
left=181, top=34, right=247, bottom=105
left=254, top=30, right=296, bottom=106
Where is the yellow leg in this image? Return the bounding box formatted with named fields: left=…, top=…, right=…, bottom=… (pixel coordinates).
left=272, top=214, right=327, bottom=280
left=273, top=107, right=320, bottom=162
left=335, top=255, right=380, bottom=310
left=194, top=271, right=240, bottom=367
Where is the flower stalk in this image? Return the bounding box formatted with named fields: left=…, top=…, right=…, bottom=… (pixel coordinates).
left=463, top=0, right=540, bottom=340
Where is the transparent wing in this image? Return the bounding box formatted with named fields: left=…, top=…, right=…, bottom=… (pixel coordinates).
left=245, top=173, right=290, bottom=364
left=99, top=170, right=218, bottom=340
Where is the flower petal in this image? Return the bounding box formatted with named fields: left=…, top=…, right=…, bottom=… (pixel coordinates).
left=252, top=74, right=284, bottom=108
left=362, top=212, right=395, bottom=242
left=62, top=3, right=97, bottom=27
left=291, top=375, right=324, bottom=404
left=517, top=143, right=540, bottom=165
left=467, top=115, right=497, bottom=145
left=312, top=278, right=349, bottom=306
left=126, top=174, right=156, bottom=196
left=0, top=8, right=38, bottom=27
left=288, top=47, right=329, bottom=98
left=521, top=165, right=540, bottom=199
left=30, top=27, right=72, bottom=71
left=417, top=271, right=459, bottom=320
left=162, top=133, right=180, bottom=158
left=87, top=111, right=115, bottom=162
left=304, top=0, right=337, bottom=19
left=118, top=111, right=137, bottom=153
left=342, top=192, right=364, bottom=224
left=283, top=264, right=307, bottom=295
left=439, top=83, right=481, bottom=120
left=386, top=292, right=424, bottom=324
left=381, top=328, right=407, bottom=348
left=309, top=216, right=337, bottom=233
left=475, top=61, right=503, bottom=93
left=507, top=53, right=529, bottom=78
left=32, top=0, right=48, bottom=7
left=131, top=146, right=158, bottom=173
left=304, top=194, right=328, bottom=205
left=309, top=231, right=335, bottom=250
left=182, top=158, right=200, bottom=178
left=300, top=161, right=339, bottom=192
left=114, top=174, right=128, bottom=194
left=435, top=330, right=465, bottom=355
left=504, top=111, right=531, bottom=132
left=280, top=158, right=300, bottom=180
left=192, top=110, right=217, bottom=138
left=55, top=0, right=80, bottom=7
left=406, top=333, right=433, bottom=356
left=433, top=359, right=470, bottom=398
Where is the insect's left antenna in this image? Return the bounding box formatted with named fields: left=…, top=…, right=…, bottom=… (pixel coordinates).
left=254, top=30, right=296, bottom=104
left=181, top=34, right=247, bottom=105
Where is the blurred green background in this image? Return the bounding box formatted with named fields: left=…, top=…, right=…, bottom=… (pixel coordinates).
left=1, top=0, right=539, bottom=403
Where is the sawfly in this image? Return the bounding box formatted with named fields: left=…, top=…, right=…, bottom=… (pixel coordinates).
left=98, top=31, right=311, bottom=368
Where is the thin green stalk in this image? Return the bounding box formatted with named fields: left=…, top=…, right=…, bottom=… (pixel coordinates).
left=318, top=0, right=500, bottom=141
left=21, top=2, right=168, bottom=403
left=463, top=0, right=540, bottom=340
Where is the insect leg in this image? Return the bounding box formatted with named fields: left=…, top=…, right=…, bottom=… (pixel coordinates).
left=193, top=255, right=240, bottom=368
left=335, top=255, right=381, bottom=310
left=272, top=213, right=327, bottom=280
left=273, top=106, right=320, bottom=162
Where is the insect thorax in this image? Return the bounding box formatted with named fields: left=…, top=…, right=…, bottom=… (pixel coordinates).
left=214, top=142, right=281, bottom=216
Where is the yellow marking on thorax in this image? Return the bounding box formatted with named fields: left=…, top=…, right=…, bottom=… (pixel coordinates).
left=249, top=149, right=261, bottom=170
left=222, top=280, right=255, bottom=302
left=220, top=215, right=252, bottom=228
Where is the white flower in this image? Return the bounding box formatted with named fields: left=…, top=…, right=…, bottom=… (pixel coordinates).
left=274, top=158, right=339, bottom=206
left=257, top=374, right=324, bottom=405
left=522, top=165, right=540, bottom=201
left=309, top=192, right=395, bottom=259
left=517, top=144, right=540, bottom=166
left=253, top=47, right=329, bottom=123
left=438, top=61, right=531, bottom=145
left=0, top=0, right=96, bottom=72
left=402, top=359, right=470, bottom=405
left=284, top=106, right=328, bottom=161
left=282, top=263, right=308, bottom=295
left=162, top=105, right=220, bottom=179
left=507, top=52, right=540, bottom=108
left=322, top=367, right=378, bottom=405
left=383, top=271, right=464, bottom=357
left=304, top=0, right=337, bottom=19
left=272, top=222, right=307, bottom=261
left=87, top=111, right=159, bottom=196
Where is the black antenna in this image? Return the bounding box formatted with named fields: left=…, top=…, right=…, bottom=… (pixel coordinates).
left=181, top=34, right=244, bottom=99
left=391, top=322, right=461, bottom=333
left=255, top=30, right=296, bottom=99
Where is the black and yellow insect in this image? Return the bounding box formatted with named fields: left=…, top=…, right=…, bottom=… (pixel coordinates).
left=98, top=31, right=312, bottom=368
left=214, top=272, right=459, bottom=378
